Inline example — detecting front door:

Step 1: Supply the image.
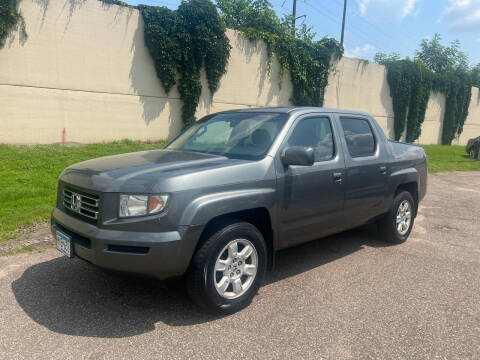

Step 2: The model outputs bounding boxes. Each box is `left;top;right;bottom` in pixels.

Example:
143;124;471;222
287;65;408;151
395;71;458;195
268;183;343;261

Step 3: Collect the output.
276;114;346;249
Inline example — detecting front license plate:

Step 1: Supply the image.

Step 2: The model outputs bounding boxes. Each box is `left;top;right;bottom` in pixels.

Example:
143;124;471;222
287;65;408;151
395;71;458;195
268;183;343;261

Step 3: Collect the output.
56;230;73;258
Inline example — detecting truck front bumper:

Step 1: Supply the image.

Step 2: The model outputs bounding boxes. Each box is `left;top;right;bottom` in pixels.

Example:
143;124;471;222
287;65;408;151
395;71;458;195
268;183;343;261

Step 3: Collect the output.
51;208;202;279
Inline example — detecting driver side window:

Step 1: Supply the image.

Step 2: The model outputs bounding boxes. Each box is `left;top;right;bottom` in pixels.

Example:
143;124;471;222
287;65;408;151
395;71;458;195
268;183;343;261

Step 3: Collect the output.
288;117;335;162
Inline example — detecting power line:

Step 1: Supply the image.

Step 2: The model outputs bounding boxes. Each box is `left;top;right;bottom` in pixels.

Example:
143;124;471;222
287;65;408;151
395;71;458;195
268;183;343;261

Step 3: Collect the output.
304;1;415;56
335;0;422;41
328;0;419;55
303;1;388;48
304;0;413;52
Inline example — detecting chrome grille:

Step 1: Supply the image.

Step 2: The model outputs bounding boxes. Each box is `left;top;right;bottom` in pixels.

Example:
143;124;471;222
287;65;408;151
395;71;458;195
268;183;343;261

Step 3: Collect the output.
63;188;99;220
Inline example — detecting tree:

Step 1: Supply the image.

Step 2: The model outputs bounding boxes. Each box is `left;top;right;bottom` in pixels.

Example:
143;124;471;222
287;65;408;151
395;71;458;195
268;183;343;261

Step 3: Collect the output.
415;33;469;73
374;51;401;66
216;0;317;40
472;63;480;88
216;0;281;34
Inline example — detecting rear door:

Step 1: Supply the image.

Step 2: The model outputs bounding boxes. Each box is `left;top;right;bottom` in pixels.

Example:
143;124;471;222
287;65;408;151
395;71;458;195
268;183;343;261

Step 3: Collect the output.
276;113;347;249
338;115;389;227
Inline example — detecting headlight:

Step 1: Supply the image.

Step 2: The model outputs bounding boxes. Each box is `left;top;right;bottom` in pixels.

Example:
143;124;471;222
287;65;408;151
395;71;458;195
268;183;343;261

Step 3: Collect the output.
119;194;168;218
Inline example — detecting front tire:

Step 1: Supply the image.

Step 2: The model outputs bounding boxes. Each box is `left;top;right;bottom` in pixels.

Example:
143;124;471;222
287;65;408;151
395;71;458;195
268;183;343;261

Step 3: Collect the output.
378;191;415;244
186;220;267;314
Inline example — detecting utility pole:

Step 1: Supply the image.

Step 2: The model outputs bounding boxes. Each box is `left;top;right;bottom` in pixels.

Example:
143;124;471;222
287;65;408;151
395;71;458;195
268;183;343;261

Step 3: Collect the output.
341;0;347;46
292;0;297;35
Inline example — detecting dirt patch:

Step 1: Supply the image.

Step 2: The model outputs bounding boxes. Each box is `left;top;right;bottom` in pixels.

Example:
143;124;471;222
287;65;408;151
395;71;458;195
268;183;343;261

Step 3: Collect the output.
0;222;53;256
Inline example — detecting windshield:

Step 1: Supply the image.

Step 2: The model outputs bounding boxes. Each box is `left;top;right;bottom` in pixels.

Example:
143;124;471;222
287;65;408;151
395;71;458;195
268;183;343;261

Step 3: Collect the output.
167;112;289;160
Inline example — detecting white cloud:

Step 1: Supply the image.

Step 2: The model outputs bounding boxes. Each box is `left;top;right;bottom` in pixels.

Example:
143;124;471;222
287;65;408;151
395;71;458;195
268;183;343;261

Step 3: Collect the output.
345;43;376;59
356;0;422;19
440;0;480;31
357;0;371;16
402;0;421;18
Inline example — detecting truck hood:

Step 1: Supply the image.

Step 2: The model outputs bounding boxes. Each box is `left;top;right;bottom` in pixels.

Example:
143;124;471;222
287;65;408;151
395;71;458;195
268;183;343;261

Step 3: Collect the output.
59;149;261;193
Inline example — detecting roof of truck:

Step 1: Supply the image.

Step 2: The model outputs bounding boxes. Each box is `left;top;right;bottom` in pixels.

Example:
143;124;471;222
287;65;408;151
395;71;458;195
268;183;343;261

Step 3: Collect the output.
221;107;371;116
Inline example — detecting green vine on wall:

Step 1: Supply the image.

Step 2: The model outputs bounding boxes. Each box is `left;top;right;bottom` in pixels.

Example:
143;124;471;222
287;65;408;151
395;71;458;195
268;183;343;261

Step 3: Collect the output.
2;0;473;143
385;60;432;142
217;0;343;107
288;36;343;106
138;0;231;128
383;59;472;145
99;0;341;126
138;0;343;126
0;0;26;48
434;71;472;145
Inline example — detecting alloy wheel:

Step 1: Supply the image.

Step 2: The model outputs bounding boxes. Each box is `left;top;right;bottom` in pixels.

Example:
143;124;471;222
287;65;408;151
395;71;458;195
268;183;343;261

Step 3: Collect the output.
213;239;258;299
396;200;412;236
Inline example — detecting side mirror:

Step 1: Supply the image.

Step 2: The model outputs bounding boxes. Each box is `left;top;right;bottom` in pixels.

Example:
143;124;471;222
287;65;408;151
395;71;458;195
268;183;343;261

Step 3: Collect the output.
281;146;315;166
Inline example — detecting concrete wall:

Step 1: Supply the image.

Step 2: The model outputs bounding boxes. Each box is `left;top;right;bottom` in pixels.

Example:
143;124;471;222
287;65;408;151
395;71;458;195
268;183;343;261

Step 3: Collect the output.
457;86;480;145
323;58;395;139
0;0;179;144
418;92;445;145
0;0;479;145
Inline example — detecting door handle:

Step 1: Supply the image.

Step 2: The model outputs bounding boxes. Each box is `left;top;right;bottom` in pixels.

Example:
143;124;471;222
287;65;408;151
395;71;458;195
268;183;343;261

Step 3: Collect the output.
333;172;343;184
380;166;387;175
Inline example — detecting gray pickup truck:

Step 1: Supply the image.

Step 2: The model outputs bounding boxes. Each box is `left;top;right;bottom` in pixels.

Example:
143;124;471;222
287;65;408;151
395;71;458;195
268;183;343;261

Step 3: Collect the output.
51;107;427;313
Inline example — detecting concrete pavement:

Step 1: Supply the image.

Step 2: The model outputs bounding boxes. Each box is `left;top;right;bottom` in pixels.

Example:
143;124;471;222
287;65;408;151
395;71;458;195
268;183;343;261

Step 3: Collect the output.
0;172;479;359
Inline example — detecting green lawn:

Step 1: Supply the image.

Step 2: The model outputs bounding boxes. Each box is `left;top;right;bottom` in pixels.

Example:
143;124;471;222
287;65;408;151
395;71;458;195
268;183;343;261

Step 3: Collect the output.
0;140;167;243
422;145;480;173
0;141;478;243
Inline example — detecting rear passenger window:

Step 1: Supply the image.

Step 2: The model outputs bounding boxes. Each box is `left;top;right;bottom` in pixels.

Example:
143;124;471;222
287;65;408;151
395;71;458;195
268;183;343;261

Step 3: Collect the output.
288;117;335;162
340;118;376;157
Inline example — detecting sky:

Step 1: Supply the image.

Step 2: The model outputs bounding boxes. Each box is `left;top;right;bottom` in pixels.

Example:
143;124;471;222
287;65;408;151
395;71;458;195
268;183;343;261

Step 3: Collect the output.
124;0;480;66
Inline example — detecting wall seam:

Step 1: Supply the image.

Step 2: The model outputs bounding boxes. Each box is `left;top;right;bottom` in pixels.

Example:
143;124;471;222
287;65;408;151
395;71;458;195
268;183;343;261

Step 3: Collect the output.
0;83;175;99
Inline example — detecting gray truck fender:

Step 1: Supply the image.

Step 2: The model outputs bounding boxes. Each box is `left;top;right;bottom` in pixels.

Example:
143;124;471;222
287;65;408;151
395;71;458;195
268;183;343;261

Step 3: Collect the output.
388;167;419;207
389;167;419;189
179;188;276;227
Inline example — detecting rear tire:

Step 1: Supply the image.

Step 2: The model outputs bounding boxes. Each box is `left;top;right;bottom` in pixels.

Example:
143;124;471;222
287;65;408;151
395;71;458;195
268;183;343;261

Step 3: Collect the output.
186;220;267;314
378;191;415;244
470;147;479;159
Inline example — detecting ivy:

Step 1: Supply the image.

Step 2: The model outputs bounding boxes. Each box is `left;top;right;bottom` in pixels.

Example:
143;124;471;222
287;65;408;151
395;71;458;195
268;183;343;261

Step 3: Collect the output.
102;0;340;125
0;0;26;48
217;0;343;107
385;60;413;141
138;0;231;128
388;60;432;143
433;71;472;145
383;58;471;144
289;36;343;106
408;67;432;143
139;6;178;94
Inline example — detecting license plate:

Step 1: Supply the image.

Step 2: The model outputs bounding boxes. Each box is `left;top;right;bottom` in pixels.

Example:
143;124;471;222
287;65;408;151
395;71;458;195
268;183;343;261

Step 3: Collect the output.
56;230;73;258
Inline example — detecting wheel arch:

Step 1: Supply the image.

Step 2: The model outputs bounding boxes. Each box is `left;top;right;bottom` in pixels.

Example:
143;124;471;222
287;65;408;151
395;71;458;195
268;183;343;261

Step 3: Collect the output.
387;167;421;217
193;208;275;271
395;181;419;217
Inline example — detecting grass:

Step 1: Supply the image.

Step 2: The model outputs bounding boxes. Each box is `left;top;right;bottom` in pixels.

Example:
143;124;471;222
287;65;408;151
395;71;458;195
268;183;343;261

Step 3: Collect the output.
0;140;167;243
2;245;36;256
0;141;477;244
422;145;480;173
